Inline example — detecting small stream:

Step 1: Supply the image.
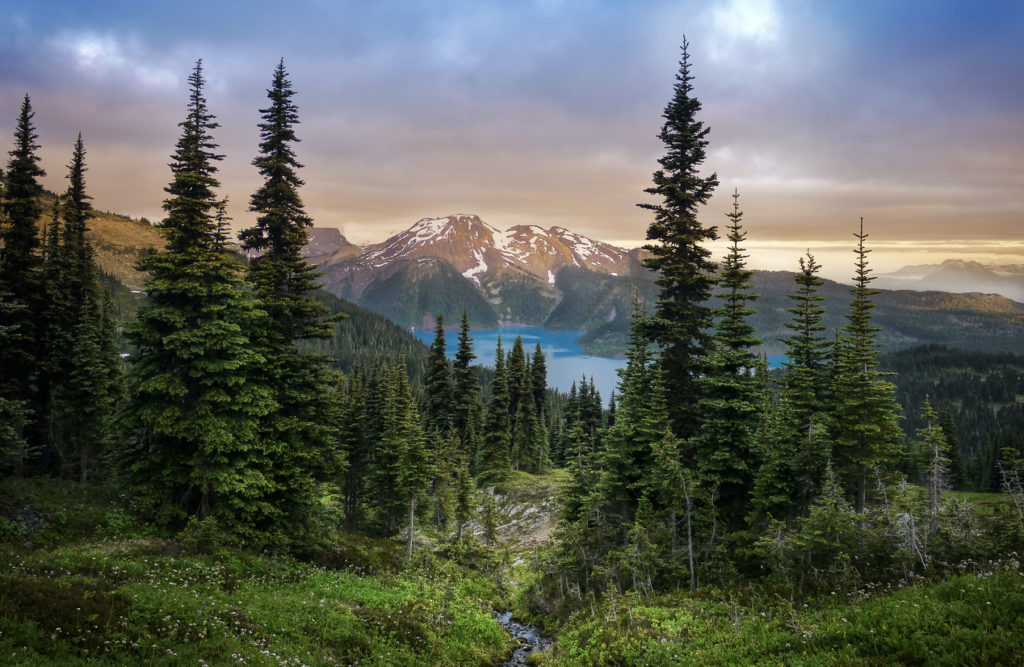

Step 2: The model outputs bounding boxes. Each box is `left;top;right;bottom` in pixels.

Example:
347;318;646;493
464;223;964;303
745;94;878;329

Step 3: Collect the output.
494;610;553;666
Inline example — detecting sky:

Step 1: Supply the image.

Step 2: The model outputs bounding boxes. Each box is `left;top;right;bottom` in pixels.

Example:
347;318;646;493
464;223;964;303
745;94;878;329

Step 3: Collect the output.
1;0;1022;281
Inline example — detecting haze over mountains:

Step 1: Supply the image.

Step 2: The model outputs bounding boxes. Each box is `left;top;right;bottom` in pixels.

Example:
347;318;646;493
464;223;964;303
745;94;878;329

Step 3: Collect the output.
876;259;1024;303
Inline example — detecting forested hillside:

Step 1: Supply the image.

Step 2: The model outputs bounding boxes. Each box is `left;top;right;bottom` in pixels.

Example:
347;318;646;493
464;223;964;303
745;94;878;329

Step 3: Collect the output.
882;344;1024;491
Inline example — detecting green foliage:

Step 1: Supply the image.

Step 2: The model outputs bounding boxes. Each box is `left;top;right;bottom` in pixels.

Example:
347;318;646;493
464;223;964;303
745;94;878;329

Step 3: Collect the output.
547;561;1024;666
477;337;512;481
639;37;718;438
115;62;280;536
880;344;1024;492
695;192;763;529
0;96;46;461
830;221;903;511
0;541;510;665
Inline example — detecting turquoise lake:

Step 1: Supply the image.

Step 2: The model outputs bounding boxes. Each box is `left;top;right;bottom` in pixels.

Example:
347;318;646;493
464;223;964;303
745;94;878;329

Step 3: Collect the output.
413;326;786;406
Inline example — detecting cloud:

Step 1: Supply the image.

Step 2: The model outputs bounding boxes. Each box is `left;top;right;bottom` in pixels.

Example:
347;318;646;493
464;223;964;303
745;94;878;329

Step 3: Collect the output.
50;31;177;90
711;0;780;46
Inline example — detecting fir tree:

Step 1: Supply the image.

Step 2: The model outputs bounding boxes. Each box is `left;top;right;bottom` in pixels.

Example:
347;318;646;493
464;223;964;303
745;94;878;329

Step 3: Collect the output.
400;414;430;561
452;311;482;458
830;220;903;512
240;59;338;527
916;396;949;527
424;313;453;433
531;342;547;417
0;297;30;464
0;96;46;456
695;191;762;529
44;135;110;479
639;38;718;439
506;335;528;435
600;298;667;528
477;337;511;481
369;359;426;538
337;368;368;531
753;252;830;521
116;61;277;534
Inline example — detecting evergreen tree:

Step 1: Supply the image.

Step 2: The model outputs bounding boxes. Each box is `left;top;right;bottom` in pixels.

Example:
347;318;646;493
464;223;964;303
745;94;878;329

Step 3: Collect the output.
240;59;339;527
65;275;119;483
337;369;368;531
116;61;277;534
695;191;762;529
477;337;511;481
44;135;113;480
753;252;830;521
453;448;474;541
424;313;453;432
938;408;965;491
0;96;46;456
830;220;903;512
600;298;667;528
0;297;30;464
916;396;949;526
639;38;719;439
507;335;528;434
369;360;424;535
452;311;482;458
400;413;430;561
531;342;547;417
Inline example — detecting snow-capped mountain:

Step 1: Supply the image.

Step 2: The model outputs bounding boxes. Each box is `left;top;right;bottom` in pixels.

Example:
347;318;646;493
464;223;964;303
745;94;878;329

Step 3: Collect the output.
319;213;641;292
313;213;650;329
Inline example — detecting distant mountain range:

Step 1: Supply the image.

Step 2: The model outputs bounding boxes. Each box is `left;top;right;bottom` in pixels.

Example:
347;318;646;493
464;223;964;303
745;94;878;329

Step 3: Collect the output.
306;214;1024;357
876;259;1024;303
67;203;1023;359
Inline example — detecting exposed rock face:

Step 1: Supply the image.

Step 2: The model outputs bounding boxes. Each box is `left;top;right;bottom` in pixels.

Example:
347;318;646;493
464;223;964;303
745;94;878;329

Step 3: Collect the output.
303;227;359;262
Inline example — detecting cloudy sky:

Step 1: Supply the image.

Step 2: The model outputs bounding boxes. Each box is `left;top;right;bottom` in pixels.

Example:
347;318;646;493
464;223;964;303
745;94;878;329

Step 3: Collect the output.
2;0;1022;280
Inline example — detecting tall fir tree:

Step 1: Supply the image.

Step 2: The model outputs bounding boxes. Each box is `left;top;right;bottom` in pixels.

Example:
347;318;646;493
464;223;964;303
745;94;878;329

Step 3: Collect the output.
531;342;547;417
239;59;339;526
477;336;511;481
369;360;426;537
753;252;831;521
424;313;454;433
830;220;903;512
694;191;762;529
48;135;119;482
452;310;483;458
640;38;719;439
0;96;46;458
116;61;277;534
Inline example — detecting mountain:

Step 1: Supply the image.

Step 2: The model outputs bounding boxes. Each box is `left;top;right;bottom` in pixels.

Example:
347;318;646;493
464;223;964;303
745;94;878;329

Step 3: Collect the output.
311;214;1024;358
318;214;646;328
303;227;360;263
876;259;1024;303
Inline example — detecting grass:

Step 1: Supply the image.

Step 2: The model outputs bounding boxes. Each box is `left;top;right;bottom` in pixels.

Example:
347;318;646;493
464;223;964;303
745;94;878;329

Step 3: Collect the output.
0;481;512;666
543;556;1024;665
